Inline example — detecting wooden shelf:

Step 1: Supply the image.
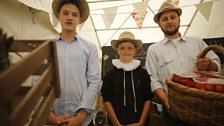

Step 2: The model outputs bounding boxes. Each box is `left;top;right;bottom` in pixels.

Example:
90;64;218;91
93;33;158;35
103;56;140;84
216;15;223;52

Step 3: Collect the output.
0;40;61;126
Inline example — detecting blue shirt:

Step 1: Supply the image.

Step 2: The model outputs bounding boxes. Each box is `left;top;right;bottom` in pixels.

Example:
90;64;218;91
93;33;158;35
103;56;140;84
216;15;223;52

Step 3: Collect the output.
145;36;221;93
53;34;101;125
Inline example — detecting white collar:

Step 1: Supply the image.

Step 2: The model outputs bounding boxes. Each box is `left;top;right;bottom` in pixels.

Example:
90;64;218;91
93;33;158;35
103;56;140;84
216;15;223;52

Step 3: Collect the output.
112;59;141;71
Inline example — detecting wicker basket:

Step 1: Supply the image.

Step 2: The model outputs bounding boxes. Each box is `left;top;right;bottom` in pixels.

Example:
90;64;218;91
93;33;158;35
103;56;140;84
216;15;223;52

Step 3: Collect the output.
165;44;224;126
166;77;224;126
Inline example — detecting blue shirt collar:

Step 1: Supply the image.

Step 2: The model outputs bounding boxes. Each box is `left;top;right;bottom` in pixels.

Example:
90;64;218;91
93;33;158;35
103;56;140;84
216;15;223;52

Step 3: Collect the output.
56;34;78;42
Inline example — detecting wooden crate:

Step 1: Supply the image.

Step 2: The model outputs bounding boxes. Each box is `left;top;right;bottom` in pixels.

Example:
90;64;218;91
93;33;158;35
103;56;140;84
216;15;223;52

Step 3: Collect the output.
0;40;61;126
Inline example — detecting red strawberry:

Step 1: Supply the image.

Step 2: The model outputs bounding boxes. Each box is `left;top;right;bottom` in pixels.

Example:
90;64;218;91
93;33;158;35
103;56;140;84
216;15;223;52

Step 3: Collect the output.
195;82;206;90
205;84;215;91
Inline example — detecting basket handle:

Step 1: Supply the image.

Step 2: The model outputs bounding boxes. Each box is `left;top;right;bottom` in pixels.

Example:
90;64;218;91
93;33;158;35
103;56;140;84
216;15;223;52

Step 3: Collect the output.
200;45;224;58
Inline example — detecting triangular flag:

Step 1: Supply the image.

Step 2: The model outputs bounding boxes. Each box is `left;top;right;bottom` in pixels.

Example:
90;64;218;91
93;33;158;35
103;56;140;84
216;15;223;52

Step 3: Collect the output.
196;1;213;21
102;14;116;29
103;6;118;15
131;11;147;29
102;7;118;29
132;1;148;12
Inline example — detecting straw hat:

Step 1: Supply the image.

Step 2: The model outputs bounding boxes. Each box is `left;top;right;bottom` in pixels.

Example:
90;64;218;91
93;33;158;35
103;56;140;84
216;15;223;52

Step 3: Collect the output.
52;0;90;23
154;1;182;23
111;31;142;50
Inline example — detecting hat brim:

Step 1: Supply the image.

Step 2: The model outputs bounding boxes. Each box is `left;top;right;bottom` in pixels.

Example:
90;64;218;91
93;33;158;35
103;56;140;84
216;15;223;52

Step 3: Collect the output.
52;0;90;23
154;8;182;23
111;38;142;50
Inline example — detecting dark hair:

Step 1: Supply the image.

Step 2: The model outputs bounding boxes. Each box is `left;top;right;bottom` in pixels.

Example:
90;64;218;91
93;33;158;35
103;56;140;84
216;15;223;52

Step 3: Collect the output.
56;0;82;16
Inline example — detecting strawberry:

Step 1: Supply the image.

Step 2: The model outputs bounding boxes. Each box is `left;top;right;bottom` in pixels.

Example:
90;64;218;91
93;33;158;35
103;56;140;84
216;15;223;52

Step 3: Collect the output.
195;82;206;90
205;84;215;91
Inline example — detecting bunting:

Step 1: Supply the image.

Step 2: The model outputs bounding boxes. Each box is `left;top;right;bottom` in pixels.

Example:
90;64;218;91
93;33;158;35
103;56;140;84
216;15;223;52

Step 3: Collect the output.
196;1;213;21
131;11;147;29
102;7;118;29
131;1;148;29
132;0;148;12
19;0;216;32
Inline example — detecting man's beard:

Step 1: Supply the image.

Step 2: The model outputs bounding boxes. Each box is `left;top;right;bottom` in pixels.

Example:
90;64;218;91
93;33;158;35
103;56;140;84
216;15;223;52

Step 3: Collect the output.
161;25;179;36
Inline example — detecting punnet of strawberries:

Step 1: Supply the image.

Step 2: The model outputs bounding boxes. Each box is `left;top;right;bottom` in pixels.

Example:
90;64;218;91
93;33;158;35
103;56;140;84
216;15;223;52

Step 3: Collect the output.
172;73;224;93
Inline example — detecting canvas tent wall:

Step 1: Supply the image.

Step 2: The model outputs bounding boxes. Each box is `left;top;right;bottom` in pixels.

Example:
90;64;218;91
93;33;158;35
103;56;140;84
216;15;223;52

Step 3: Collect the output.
0;0;101;58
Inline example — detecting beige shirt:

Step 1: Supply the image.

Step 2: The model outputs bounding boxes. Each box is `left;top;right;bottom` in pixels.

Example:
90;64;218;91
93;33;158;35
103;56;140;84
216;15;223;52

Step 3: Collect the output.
145;36;221;93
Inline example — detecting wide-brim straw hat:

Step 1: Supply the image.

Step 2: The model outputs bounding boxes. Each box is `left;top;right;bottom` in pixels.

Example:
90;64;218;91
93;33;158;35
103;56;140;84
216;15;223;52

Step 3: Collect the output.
52;0;90;23
154;1;182;23
111;31;142;50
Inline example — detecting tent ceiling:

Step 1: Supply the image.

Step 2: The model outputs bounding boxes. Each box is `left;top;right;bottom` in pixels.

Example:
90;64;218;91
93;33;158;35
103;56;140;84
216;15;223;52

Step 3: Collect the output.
87;0;201;46
14;0;218;48
2;0;223;59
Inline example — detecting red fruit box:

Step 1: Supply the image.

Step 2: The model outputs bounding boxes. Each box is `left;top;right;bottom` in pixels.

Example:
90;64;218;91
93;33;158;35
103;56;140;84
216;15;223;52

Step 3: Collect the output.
166;76;224;126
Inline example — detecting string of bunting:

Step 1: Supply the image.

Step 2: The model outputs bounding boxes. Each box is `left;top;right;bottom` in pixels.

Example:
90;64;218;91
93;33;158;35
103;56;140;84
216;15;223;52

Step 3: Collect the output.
92;0;216;30
100;0;217;46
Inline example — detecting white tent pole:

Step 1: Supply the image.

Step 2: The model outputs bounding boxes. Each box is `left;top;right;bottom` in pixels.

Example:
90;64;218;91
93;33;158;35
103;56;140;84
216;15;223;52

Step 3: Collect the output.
89;14;102;48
